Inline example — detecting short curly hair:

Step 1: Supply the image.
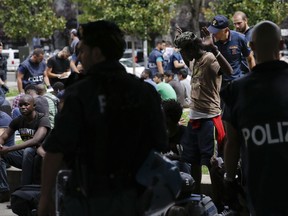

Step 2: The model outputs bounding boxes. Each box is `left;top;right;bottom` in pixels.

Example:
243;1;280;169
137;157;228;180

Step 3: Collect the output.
174;31;204;52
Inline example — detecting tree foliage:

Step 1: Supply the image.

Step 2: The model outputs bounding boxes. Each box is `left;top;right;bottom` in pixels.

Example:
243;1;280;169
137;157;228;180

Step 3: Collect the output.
0;0;66;41
73;0;178;39
204;0;288;27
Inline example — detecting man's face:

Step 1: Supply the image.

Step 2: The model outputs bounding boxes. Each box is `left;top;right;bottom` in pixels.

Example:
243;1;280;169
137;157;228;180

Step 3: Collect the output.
212;28;228;41
180;48;194;62
34;54;44;64
0;46;2;54
153;76;160;84
19;97;34;116
60;51;70;59
233;15;247;33
77;41;93;72
164;75;172;83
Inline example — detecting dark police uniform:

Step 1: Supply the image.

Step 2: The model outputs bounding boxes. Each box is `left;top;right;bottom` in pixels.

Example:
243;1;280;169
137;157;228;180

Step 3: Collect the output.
18;58;46;89
221;60;288;215
215;30;251;83
148;48;164;77
0;53;7;81
43;60;168;215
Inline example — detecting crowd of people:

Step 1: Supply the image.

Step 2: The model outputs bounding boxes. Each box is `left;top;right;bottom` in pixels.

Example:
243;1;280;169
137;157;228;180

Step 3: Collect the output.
0;11;287;216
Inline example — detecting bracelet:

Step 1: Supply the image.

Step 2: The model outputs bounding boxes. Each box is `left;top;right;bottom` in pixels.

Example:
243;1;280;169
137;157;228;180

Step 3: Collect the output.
215;51;221;58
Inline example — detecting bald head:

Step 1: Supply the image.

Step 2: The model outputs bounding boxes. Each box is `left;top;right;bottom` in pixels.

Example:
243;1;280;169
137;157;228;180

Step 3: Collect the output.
251;21;283;63
20;94;34;104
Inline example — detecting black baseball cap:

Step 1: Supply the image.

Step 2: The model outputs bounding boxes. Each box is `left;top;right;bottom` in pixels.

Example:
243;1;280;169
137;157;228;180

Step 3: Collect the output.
208;15;229;34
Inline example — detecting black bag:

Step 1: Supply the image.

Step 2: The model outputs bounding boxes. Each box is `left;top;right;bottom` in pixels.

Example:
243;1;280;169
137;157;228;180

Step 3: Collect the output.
165;194;218;216
10;185;41;216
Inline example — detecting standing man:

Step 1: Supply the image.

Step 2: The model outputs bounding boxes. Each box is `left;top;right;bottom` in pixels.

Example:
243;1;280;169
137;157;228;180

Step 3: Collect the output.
70;29;79;54
0;42;7;84
38;20;168;216
174;30;232;199
45;46;71;87
221;21;288;216
207;15;255;87
233;11;253;42
17;48;51;93
148;40;165;76
233;11;254;74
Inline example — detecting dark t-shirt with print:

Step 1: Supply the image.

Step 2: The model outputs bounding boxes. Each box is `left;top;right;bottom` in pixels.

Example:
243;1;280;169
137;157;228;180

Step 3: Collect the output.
10;112;51;142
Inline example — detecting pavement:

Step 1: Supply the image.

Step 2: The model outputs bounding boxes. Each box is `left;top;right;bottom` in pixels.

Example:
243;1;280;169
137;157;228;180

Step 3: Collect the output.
6;81;17;89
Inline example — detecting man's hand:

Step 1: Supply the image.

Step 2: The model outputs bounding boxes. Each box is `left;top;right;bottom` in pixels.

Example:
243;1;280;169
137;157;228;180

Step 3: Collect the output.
223;177;243;211
201;27;215;49
0;145;9;155
37;146;46;158
175;24;183;40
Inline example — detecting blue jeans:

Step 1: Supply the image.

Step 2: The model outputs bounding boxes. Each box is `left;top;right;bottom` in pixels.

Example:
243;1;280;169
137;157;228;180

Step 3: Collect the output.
0;147;36;192
181;119;218;167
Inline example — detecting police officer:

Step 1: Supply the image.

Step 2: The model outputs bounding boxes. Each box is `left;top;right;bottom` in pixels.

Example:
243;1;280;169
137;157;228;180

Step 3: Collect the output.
222;21;288;216
148;39;165;77
38;20;168;216
0;43;7;84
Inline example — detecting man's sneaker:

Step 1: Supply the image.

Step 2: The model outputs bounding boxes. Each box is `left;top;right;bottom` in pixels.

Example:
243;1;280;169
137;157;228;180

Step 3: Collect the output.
0;191;10;203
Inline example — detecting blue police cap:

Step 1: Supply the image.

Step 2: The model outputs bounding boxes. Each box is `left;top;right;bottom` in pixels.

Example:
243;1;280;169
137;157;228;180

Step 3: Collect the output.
208;15;229;34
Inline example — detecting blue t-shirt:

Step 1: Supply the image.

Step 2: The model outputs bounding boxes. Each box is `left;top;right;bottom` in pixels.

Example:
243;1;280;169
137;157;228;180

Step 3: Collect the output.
169;51;185;74
215;30;251;81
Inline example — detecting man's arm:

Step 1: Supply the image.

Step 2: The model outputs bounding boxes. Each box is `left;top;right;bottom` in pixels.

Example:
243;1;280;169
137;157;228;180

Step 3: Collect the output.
173;60;186;69
70;60;80;73
38;152;63;216
156;60;164;74
201;27;233;75
0;127;14;146
46;66;61;79
224;122;241;179
16;72;25;93
246;52;256;70
43;70;51;87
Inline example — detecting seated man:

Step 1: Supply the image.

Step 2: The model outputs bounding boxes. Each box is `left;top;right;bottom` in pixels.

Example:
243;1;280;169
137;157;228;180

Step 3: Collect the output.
0;94;51;202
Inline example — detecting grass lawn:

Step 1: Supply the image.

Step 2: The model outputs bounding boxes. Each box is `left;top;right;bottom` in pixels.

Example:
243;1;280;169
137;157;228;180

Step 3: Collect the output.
6;87;19;97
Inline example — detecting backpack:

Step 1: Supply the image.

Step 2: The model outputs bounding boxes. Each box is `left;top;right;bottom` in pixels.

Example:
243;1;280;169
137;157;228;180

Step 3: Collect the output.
10;185;41;216
165;194;218;216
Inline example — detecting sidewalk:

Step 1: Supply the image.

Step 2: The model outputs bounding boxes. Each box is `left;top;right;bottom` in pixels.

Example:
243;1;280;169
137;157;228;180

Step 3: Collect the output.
6;81;17;89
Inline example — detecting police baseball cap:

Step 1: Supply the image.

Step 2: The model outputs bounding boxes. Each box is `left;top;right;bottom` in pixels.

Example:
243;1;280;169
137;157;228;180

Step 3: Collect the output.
208;15;229;34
